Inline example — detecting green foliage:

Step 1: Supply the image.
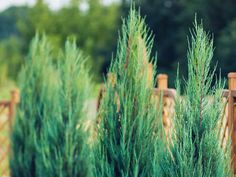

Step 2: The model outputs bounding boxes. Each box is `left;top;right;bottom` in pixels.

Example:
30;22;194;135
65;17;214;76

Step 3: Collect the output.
0;36;23;83
0;0;119;83
0;6;27;39
0;6;28;83
93;8;161;177
217;20;236;77
1;0;236;86
17;0;120;82
159;21;232;177
10;35;92;177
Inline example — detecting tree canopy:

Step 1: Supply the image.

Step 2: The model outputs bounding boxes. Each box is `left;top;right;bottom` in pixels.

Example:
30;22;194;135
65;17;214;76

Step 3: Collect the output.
0;0;236;86
122;0;236;86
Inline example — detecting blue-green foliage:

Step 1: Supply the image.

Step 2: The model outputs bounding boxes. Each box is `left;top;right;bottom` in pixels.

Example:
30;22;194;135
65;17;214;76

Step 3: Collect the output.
10;35;91;177
159;21;232;177
93;8;162;177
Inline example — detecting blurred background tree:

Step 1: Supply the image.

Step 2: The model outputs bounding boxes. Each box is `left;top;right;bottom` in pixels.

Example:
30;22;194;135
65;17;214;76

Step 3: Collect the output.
122;0;236;86
0;0;120;84
0;0;236;87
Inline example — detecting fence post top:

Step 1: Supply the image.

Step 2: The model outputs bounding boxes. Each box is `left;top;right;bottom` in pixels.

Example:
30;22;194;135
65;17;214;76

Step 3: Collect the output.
228;72;236;79
157;74;168;89
11;89;20;104
157;74;168;79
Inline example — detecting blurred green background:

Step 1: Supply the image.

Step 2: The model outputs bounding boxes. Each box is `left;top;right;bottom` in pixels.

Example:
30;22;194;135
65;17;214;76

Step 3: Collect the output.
0;0;236;89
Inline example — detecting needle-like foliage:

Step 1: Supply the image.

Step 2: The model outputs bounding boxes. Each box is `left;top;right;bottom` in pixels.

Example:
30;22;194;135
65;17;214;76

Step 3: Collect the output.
93;8;161;177
159;21;233;177
10;35;92;177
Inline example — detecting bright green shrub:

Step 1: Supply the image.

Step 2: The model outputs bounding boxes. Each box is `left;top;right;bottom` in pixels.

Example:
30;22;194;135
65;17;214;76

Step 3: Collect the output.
10;35;91;177
159;21;233;177
93;8;161;177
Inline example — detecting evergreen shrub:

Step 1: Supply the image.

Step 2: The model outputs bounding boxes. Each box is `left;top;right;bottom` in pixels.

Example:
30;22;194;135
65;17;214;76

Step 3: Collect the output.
159;21;233;177
93;8;162;177
10;35;92;177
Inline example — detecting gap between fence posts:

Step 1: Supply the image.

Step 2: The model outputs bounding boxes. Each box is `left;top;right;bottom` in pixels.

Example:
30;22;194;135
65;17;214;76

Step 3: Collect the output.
228;72;236;173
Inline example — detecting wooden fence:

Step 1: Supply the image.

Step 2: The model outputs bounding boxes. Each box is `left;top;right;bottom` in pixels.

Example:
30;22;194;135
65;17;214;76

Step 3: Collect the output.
154;72;236;173
228;73;236;171
0;90;19;177
1;72;236;175
97;72;236;173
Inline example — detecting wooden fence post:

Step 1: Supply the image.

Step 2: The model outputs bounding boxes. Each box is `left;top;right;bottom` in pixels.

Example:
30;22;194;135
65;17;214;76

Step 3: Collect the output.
228;72;236;173
156;74;170;138
157;74;168;90
9;89;20;128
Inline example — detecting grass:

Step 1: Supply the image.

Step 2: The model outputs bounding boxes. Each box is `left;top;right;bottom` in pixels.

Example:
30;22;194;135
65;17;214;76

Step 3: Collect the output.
0;80;16;100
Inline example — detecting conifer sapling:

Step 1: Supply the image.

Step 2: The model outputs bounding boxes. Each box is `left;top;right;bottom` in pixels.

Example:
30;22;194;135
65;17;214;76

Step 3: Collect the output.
159;21;232;177
93;8;161;177
10;36;92;177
